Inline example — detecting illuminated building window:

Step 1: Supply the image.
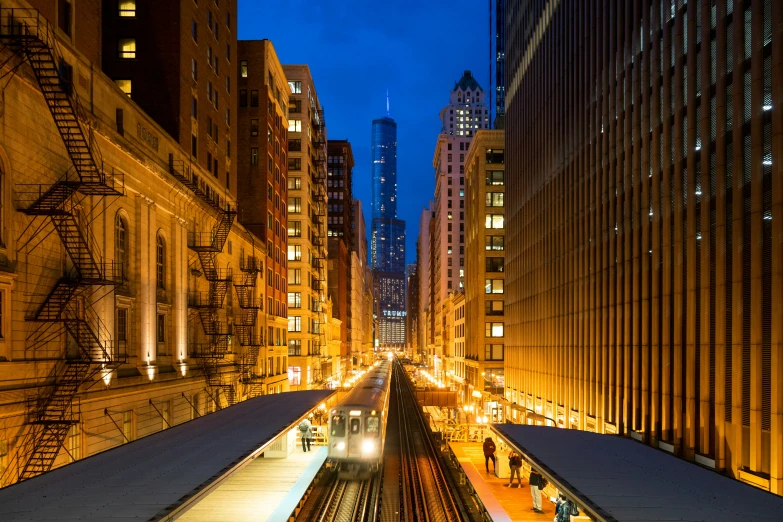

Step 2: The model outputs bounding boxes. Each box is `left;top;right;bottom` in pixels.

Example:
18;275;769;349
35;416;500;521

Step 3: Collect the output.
116;79;132;97
485;279;504;294
118;0;136;18
118;38;136;59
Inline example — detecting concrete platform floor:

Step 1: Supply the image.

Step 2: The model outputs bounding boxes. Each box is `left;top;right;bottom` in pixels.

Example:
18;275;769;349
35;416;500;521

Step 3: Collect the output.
450;442;556;522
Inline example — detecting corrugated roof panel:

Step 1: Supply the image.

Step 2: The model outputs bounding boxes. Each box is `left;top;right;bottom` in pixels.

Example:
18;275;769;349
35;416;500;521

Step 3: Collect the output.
493;425;783;522
0;390;333;521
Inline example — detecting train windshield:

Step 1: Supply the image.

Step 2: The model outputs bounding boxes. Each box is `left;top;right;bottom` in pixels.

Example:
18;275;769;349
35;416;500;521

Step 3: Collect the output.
350;418;361;435
331;415;345;437
366;416;379;437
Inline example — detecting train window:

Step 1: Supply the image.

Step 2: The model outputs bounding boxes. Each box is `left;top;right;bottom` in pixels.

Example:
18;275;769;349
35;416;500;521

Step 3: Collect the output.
350;418;361;435
366;416;379;437
331;415;345;437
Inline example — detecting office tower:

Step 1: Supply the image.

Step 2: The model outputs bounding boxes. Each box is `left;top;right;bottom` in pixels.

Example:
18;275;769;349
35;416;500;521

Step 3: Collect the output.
429;71;489;366
235;39;290;393
371;104;406;349
504;1;783;493
417;203;434;363
350;199;373;366
490;0;506;127
464;129;505;412
283;65;330;388
102;0;237;195
327;140;355;373
405;263;419;357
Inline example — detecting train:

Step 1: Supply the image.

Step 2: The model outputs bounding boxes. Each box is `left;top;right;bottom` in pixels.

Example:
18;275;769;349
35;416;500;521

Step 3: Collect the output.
327;358;392;477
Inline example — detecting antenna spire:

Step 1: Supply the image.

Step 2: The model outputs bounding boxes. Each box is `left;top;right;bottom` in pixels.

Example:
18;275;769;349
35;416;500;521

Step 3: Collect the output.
386;87;390;117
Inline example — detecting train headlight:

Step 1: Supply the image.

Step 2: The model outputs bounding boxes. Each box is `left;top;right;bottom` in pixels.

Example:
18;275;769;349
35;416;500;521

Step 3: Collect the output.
362;440;376;453
336;442;346;451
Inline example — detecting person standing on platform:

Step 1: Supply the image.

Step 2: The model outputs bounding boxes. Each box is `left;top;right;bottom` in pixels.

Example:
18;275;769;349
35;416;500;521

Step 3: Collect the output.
507;451;523;487
529;468;545;513
298;418;313;452
482;436;497;473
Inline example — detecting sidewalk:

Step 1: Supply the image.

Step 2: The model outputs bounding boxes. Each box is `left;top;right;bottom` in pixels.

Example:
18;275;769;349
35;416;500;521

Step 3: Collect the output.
450;442;555;522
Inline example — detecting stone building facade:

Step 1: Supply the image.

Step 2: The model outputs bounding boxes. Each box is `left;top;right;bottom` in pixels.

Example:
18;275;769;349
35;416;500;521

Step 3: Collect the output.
0;0;283;487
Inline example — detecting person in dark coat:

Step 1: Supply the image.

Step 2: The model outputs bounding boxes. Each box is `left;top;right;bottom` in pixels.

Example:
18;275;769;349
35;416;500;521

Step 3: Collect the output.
482;437;496;473
529;468;544;513
507;451;522;486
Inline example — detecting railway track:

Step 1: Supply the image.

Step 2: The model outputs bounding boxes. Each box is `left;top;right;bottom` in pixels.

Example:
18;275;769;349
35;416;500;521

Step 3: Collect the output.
393;363;461;522
296;471;380;522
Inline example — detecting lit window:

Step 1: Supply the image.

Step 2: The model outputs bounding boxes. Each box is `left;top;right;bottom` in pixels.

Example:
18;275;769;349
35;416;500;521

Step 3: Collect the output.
240;60;248;78
288;81;302;94
485;279;504;294
288;120;302;132
288;245;302;261
485;214;504;229
115;79;131;97
118;38;136;59
119;0;136;17
485;322;504;337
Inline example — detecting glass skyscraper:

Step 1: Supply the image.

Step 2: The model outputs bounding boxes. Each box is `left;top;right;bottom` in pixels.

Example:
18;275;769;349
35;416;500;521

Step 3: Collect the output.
371;114;406;348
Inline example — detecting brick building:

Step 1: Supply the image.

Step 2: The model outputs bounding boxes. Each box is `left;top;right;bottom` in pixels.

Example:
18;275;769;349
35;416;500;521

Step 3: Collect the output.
282;65;332;388
101;0;237;195
236;39;290;361
326;140;353;373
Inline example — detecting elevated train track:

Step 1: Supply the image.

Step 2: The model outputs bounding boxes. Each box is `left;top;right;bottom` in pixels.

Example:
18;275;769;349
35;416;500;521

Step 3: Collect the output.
296;359;471;522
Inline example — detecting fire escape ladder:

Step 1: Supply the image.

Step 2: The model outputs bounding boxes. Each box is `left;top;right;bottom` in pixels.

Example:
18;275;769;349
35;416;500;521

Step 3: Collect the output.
310;108;328;384
187;206;238;407
0;8;125;481
232;255;263;384
17;359;89;481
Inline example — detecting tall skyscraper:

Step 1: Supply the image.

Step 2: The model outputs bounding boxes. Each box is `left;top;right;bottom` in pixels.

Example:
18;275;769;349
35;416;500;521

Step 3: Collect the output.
504;0;783;493
371;98;406;349
491;0;506;126
426;71;488;366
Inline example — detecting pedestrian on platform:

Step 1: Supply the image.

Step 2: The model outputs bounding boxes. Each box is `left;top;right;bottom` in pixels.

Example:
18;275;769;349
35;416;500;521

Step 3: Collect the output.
298;418;313;452
482;436;497;473
507;451;523;487
555;494;578;522
529;468;546;513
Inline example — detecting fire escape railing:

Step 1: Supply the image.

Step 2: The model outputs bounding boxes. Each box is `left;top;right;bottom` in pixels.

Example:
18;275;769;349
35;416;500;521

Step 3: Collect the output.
0;7;124;483
311;108;328;385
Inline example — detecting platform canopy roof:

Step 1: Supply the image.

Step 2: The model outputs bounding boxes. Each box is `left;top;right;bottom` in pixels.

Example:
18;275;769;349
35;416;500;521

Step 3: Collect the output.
0;390;333;521
493;424;783;522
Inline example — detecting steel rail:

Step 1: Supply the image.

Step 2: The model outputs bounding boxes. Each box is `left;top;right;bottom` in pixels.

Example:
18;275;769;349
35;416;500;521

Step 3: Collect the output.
394;362;461;522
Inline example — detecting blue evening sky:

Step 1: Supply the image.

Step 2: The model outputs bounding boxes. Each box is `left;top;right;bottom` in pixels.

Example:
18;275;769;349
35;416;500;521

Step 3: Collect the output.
238;0;489;262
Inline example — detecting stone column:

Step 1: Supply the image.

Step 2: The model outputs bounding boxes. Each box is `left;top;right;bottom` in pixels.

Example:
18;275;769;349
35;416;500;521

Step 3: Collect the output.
173;216;188;362
139;197;155;364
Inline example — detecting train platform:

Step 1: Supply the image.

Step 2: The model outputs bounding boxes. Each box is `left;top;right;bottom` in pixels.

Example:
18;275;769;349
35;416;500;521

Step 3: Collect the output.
178;445;327;522
0;390;334;521
449;442;556;522
491;424;783;522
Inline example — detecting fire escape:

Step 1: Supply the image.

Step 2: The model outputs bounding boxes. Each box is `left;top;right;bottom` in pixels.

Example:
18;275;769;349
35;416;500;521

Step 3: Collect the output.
0;9;124;481
233;253;264;397
311;108;329;385
170;157;237;409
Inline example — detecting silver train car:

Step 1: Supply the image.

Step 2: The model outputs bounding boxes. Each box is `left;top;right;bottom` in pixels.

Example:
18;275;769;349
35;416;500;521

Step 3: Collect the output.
327;359;392;475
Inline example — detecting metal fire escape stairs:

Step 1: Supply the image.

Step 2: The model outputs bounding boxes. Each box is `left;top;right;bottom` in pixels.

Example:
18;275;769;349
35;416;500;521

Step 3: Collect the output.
0;8;124;482
232;254;263;397
311;108;329;386
182;183;237;409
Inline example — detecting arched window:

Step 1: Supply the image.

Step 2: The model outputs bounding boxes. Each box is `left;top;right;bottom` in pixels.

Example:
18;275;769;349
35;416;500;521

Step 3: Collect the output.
156;234;165;289
115;214;127;276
